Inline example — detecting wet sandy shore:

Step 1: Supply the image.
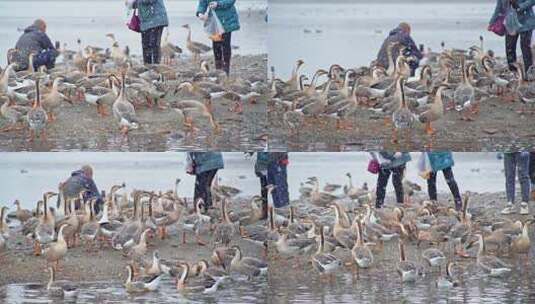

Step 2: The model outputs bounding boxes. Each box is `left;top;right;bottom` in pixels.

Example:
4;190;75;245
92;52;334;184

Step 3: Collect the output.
0;54;267;152
269;96;535;151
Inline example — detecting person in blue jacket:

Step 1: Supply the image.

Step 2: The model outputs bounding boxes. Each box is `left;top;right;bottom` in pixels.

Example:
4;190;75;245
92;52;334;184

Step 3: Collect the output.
187;152;224;212
373;152;411;208
267;152;289;208
426;152;462;210
197;0;240;75
60;165;104;214
132;0;169;64
10;19;58;71
376;23;422;76
489;0;535;73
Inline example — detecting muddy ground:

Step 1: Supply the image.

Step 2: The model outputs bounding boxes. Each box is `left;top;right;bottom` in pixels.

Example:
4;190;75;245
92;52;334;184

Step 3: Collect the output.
0;54;267;152
2;191;533;287
269;95;535;151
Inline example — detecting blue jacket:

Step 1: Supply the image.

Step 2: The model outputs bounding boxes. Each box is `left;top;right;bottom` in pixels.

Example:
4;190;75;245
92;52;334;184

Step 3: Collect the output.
427;152;454;172
136;0;169;32
255;152;270;174
63;170;102;204
197;0;240;33
490;0;535;32
190;152;224;174
379;152;411;170
376;26;423;69
14;25;58;71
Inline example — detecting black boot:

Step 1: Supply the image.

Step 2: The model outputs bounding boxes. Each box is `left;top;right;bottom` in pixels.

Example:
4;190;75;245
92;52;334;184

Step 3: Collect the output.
223;61;230;76
261;201;268;220
215;59;223;70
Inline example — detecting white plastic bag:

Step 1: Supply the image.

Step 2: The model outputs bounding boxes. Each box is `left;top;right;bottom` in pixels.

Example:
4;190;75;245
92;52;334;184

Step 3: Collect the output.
204;8;225;41
417;152;432;180
505;6;523;35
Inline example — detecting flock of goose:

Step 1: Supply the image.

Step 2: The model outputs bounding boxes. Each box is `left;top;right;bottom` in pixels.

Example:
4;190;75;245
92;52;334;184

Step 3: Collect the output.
270;36;535;145
1;172;533;299
0;27;266;142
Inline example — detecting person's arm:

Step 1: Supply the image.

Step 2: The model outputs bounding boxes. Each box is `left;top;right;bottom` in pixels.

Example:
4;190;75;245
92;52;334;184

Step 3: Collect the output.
489;0;503;25
404;35;423;60
197;0;209;16
215;0;236;9
39;33;56;51
84;178;101;200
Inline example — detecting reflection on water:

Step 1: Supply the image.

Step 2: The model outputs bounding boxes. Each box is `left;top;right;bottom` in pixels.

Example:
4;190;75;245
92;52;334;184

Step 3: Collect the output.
0;277;268;304
269;1;499;79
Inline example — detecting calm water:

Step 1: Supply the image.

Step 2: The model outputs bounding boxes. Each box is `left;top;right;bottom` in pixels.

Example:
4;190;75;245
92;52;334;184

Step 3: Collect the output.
269;0;502;78
0;0;267;65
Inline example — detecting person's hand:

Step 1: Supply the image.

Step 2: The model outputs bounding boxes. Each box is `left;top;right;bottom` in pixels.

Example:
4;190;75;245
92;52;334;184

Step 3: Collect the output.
487;24;492;31
209;1;218;9
394;152;402;158
198;13;208;21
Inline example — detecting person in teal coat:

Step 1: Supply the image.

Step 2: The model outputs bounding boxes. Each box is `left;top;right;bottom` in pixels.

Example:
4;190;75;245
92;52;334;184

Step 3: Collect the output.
131;0;169;64
196;0;240;75
426;152;462;210
489;0;535;73
187;152;224;212
372;152;411;208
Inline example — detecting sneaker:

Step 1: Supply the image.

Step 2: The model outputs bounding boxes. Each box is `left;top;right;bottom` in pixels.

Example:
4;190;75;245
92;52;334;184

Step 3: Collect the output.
501;202;516;215
520;202;529;215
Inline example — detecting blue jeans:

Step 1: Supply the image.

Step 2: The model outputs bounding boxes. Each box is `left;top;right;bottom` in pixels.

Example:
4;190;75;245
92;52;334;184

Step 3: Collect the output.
504;152;531;203
267;163;289;208
33;49;57;70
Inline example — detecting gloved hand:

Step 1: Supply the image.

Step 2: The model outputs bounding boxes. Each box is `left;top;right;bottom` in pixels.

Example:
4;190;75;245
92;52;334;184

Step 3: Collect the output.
394;152;402;158
198;13;208;21
209;1;218;9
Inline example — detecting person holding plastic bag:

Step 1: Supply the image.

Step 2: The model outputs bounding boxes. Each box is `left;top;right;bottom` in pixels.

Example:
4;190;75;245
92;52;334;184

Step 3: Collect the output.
196;0;240;75
424;152;463;211
489;0;535;73
371;152;411;209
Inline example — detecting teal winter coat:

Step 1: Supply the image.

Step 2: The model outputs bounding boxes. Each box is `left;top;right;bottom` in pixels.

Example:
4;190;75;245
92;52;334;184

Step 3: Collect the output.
190;152;224;174
378;152;411;170
255;152;270;175
427;152;454;172
490;0;535;33
197;0;240;33
137;0;169;32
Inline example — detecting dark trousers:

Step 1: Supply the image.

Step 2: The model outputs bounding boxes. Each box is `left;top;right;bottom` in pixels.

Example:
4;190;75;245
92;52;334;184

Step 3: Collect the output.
267;163;289;208
375;165;405;208
529;152;535;187
506;30;533;73
141;26;164;64
427;167;462;209
258;172;268;205
212;32;232;75
194;169;218;209
33;49;57;71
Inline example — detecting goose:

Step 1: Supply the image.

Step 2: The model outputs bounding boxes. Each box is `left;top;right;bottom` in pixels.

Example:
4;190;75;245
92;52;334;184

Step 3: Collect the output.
139;250;174;277
195;259;229;282
176;262;220;293
34;192;58;255
152;197;182;239
176;98;220;133
286;59;305;91
13;200;32;223
0;206;9;238
181;198;211;245
511;220;532;255
83;75;118;117
111;192;144;250
454;59;476;120
513;62;535;114
54;197;80;248
332;204;357;249
112;71;139;134
391;77;415;144
105;33;128;64
0;63;16;95
230;245;268;279
474;233;511;277
27;78;48;142
274;232;315;257
182;24;211;61
213;198;236;247
351;217;374;269
0;95;29;132
42;223;69;271
396;239;418;282
417;83;450;136
124;264;161;293
422;247;446;272
436;262;459;288
80;198;100;250
42;77;71;121
312;224;342;277
161;29;182;65
46;266;79;298
300;80;332;119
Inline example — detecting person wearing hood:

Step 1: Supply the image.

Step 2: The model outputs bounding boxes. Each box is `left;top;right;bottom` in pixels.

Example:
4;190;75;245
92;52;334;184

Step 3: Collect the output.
9;19;58;71
59;165;104;214
376;22;422;76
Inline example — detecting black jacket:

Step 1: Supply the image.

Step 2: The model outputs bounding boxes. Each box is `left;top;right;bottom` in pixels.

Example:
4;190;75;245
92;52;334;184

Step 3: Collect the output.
13;25;57;70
